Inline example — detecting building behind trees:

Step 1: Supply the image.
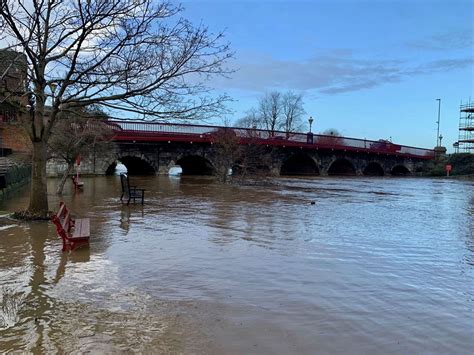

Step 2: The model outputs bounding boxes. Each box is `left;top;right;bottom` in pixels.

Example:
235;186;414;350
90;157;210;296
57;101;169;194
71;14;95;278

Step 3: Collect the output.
0;49;30;155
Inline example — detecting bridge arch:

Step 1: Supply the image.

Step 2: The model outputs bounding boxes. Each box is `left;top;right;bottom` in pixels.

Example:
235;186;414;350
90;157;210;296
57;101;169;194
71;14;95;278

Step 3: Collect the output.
327;158;356;176
391;165;411;176
105;155;156;175
280;154;320;176
176;155;214;175
363;162;385;176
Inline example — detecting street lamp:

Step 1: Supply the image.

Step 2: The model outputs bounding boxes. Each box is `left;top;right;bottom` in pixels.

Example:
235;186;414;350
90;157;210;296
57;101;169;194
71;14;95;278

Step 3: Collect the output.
49;82;58;94
49;82;58;106
308;116;314;133
439;134;443;146
26;92;35;125
436;98;441;147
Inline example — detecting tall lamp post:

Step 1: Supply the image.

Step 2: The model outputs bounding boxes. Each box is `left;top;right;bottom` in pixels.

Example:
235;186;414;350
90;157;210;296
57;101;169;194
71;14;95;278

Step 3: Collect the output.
308;116;314;133
436;98;441;147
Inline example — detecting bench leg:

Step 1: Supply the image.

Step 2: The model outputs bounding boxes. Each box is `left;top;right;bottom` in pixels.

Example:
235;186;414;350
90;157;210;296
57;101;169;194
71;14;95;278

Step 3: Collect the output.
61;239;69;252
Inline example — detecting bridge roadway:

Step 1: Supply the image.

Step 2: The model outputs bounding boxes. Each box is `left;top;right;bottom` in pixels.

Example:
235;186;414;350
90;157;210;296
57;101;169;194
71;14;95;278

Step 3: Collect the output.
69;120;435;177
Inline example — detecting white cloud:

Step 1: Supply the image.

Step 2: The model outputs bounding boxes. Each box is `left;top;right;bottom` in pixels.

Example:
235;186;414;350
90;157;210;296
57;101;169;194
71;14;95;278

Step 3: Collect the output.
211;49;473;95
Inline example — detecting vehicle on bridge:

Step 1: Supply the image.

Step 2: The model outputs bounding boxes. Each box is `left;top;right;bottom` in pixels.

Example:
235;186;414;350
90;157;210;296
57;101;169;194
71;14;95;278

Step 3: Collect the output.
370;139;402;153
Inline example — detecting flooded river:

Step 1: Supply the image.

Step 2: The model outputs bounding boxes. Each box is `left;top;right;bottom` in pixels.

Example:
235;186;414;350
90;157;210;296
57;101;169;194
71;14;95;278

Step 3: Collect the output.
0;176;473;354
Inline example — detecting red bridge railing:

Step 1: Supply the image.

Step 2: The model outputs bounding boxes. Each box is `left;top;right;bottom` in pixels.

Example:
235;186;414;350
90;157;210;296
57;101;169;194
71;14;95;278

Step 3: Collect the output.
107;120;435;160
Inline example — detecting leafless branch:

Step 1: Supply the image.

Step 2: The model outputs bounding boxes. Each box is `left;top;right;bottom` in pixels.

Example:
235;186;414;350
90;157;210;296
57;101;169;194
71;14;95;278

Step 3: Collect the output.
0;0;233;141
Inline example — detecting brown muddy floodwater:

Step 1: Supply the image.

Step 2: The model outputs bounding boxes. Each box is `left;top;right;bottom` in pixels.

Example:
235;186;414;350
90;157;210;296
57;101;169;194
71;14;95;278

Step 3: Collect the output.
0;176;473;354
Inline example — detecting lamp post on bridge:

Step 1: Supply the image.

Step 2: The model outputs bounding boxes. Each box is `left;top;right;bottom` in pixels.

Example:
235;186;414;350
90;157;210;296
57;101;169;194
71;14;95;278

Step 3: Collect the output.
307;116;314;144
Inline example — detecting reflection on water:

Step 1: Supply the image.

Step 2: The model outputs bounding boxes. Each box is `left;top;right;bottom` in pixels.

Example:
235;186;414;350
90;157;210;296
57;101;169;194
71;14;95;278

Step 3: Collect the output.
0;176;473;354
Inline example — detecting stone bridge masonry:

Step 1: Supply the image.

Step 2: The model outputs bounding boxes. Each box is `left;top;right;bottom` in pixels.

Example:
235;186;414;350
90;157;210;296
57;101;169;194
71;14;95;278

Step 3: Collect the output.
47;141;424;177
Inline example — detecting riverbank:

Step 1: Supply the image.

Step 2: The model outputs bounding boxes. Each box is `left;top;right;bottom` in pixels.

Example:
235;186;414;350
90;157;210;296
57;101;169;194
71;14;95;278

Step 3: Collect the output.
419;153;474;177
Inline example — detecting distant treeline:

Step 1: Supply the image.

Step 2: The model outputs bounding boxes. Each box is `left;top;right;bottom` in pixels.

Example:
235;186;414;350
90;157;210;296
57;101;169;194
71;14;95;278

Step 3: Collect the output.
419;153;474;177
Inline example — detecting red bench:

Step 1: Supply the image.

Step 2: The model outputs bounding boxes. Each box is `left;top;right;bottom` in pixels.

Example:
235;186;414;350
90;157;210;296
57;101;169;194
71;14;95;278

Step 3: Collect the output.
51;202;90;252
71;175;84;189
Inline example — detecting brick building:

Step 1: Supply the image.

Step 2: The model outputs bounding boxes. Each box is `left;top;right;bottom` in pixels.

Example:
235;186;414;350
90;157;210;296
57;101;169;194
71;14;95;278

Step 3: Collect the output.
0;49;30;154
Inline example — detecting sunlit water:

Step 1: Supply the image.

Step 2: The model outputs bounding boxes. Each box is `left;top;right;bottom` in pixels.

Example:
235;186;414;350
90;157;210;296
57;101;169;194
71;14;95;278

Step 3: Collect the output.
0;176;473;354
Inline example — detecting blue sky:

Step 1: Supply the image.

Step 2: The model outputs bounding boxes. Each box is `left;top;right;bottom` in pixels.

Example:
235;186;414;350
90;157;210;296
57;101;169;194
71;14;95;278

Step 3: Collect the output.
181;0;473;150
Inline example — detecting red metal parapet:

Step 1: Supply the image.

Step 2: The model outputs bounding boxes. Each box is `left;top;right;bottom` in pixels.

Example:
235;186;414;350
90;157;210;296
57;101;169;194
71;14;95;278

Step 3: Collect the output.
107;120;435;160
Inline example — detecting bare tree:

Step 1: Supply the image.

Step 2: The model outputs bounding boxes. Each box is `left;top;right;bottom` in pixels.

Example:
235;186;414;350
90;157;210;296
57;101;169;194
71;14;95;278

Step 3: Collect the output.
48;110;114;194
212;122;272;183
235;134;272;182
239;91;305;137
0;0;232;217
212;127;241;183
317;128;343;146
259;91;282;136
281;91;305;134
320;129;342;136
234;108;261;129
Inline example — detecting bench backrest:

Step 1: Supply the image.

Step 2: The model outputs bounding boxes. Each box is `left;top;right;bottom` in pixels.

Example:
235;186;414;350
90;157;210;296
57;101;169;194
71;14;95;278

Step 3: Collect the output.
120;173;131;195
51;202;72;237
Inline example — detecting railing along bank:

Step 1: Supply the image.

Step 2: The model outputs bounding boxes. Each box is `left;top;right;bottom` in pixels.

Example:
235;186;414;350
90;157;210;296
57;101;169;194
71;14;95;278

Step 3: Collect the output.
107;120;435;159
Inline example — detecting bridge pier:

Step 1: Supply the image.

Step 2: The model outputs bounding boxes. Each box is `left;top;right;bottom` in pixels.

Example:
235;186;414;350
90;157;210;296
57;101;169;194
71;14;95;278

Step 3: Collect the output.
157;152;176;175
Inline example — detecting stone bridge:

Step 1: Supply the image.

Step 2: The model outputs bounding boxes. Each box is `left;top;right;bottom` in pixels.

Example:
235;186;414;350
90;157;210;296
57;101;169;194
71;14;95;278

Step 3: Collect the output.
48;141;423;177
47;121;433;177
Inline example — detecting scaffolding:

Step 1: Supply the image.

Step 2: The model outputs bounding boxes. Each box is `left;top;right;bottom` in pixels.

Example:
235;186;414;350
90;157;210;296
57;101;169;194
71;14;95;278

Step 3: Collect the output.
458;99;474;152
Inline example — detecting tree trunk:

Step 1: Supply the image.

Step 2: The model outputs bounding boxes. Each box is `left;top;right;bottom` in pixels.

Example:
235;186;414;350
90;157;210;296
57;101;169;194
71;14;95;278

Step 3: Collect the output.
27;141;49;217
56;162;74;195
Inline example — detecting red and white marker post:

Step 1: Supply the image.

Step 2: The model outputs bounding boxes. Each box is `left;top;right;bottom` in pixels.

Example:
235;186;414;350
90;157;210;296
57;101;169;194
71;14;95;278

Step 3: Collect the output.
445;164;452;177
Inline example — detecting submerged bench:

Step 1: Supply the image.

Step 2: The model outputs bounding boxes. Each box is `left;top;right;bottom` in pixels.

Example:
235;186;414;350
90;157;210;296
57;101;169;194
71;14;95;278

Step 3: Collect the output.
51;202;90;252
120;173;145;205
71;175;84;189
